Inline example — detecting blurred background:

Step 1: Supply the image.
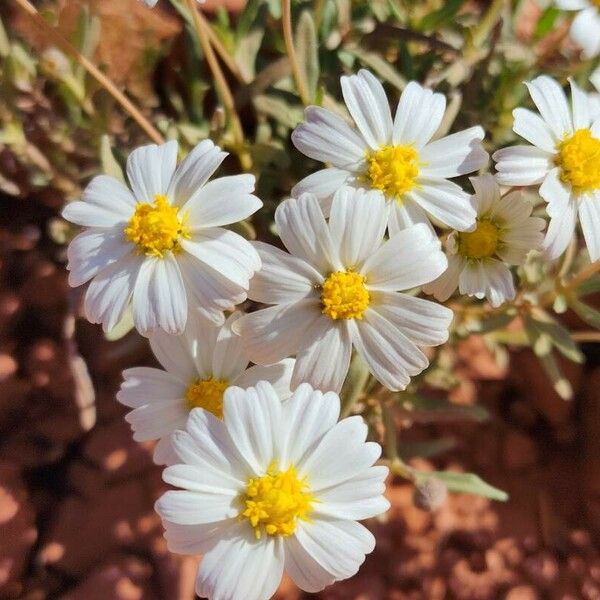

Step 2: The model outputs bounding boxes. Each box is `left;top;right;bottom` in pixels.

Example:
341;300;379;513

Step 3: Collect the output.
1;0;600;598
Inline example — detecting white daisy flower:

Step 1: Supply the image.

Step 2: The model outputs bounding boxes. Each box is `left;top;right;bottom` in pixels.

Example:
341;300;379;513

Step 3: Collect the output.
291;69;488;234
555;0;600;58
155;380;390;600
493;76;600;261
423;175;545;308
63;140;262;336
117;312;294;465
233;187;453;393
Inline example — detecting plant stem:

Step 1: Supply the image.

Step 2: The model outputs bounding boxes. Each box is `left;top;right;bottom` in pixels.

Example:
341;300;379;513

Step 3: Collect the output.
12;0;164;145
281;0;311;106
571;331;600;343
183;0;251;170
565;259;600;292
202;14;246;83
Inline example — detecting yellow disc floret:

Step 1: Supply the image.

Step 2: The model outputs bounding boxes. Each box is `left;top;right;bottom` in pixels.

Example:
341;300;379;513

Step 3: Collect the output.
366;144;420;200
458;220;500;259
124;194;190;257
555;129;600;194
240;463;314;539
185;377;229;419
321;271;370;320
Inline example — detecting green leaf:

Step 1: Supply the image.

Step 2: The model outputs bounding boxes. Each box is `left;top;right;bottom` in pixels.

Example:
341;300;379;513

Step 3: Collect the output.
253;95;304;129
99;135;125;183
398;394;490;423
571;299;600;329
295;11;319;103
415;470;508;502
467;312;514;334
419;0;465;31
104;307;135;341
577;275;600;298
345;46;406;90
398;437;456;460
534;7;559;39
524;314;583;363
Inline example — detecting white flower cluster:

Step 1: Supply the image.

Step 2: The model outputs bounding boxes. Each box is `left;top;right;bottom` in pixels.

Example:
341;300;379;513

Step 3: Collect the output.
62;69;600;599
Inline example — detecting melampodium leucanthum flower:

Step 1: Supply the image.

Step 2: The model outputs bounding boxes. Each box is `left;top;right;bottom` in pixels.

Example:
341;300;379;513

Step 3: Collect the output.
155;381;390;600
117;312;295;465
62;140;262;336
291;69;488;234
423;175;545;308
493;76;600;262
233;187;453;393
555;0;600;59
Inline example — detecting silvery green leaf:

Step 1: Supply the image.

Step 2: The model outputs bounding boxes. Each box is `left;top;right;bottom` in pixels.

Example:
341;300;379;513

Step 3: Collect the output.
397;394;489;423
295;11;319;103
415;470;508;502
100;135;125;183
571;299;600;330
104;307;135;341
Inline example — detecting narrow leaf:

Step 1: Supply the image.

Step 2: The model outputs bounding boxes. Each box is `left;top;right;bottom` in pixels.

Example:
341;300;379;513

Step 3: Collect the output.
415;470;509;502
294;11;319;103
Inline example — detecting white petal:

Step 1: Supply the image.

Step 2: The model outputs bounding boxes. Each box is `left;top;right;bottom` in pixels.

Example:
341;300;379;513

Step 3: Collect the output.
387;199;431;236
579;193;600;261
248;241;321;305
539;168;572;216
349;309;428;391
163;464;240;496
153;435;178;466
84;253;143;332
298;415;380;489
294;519;375;581
118;367;186;408
162;519;236;555
328;187;386;269
179;410;247;483
340;69;393;149
184;174;262;229
211;312;249;380
149;325;200;381
66;227;131;287
292;321;352;393
223;381;283;474
284;534;336;593
570;79;593;130
525;76;572;138
314;465;390;520
420;126;488;178
361;223;447;291
63;176;134;227
291;168;351;200
556;0;589;8
488;189;532;224
393;81;446;148
167;139;227;206
278;383;340;467
497;219;545;264
493;145;554;186
178;253;245;322
570;8;600;59
155;489;238;525
458;259;515;307
422;253;464;302
125;400;188;441
291;106;367;169
132;254;188;336
275;194;340;273
181;228;260;289
233;359;295;399
512;108;558;153
372;291;453;346
233;299;323;365
196;527;284;600
470;173;501;215
409;178;477;231
126;140;178;202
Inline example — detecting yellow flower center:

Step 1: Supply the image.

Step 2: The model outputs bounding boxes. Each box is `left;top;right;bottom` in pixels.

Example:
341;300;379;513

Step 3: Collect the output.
321;271;370;320
555;129;600;194
124;195;190;257
458;220;500;259
366;144;420;200
184;377;229;419
240;463;314;539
